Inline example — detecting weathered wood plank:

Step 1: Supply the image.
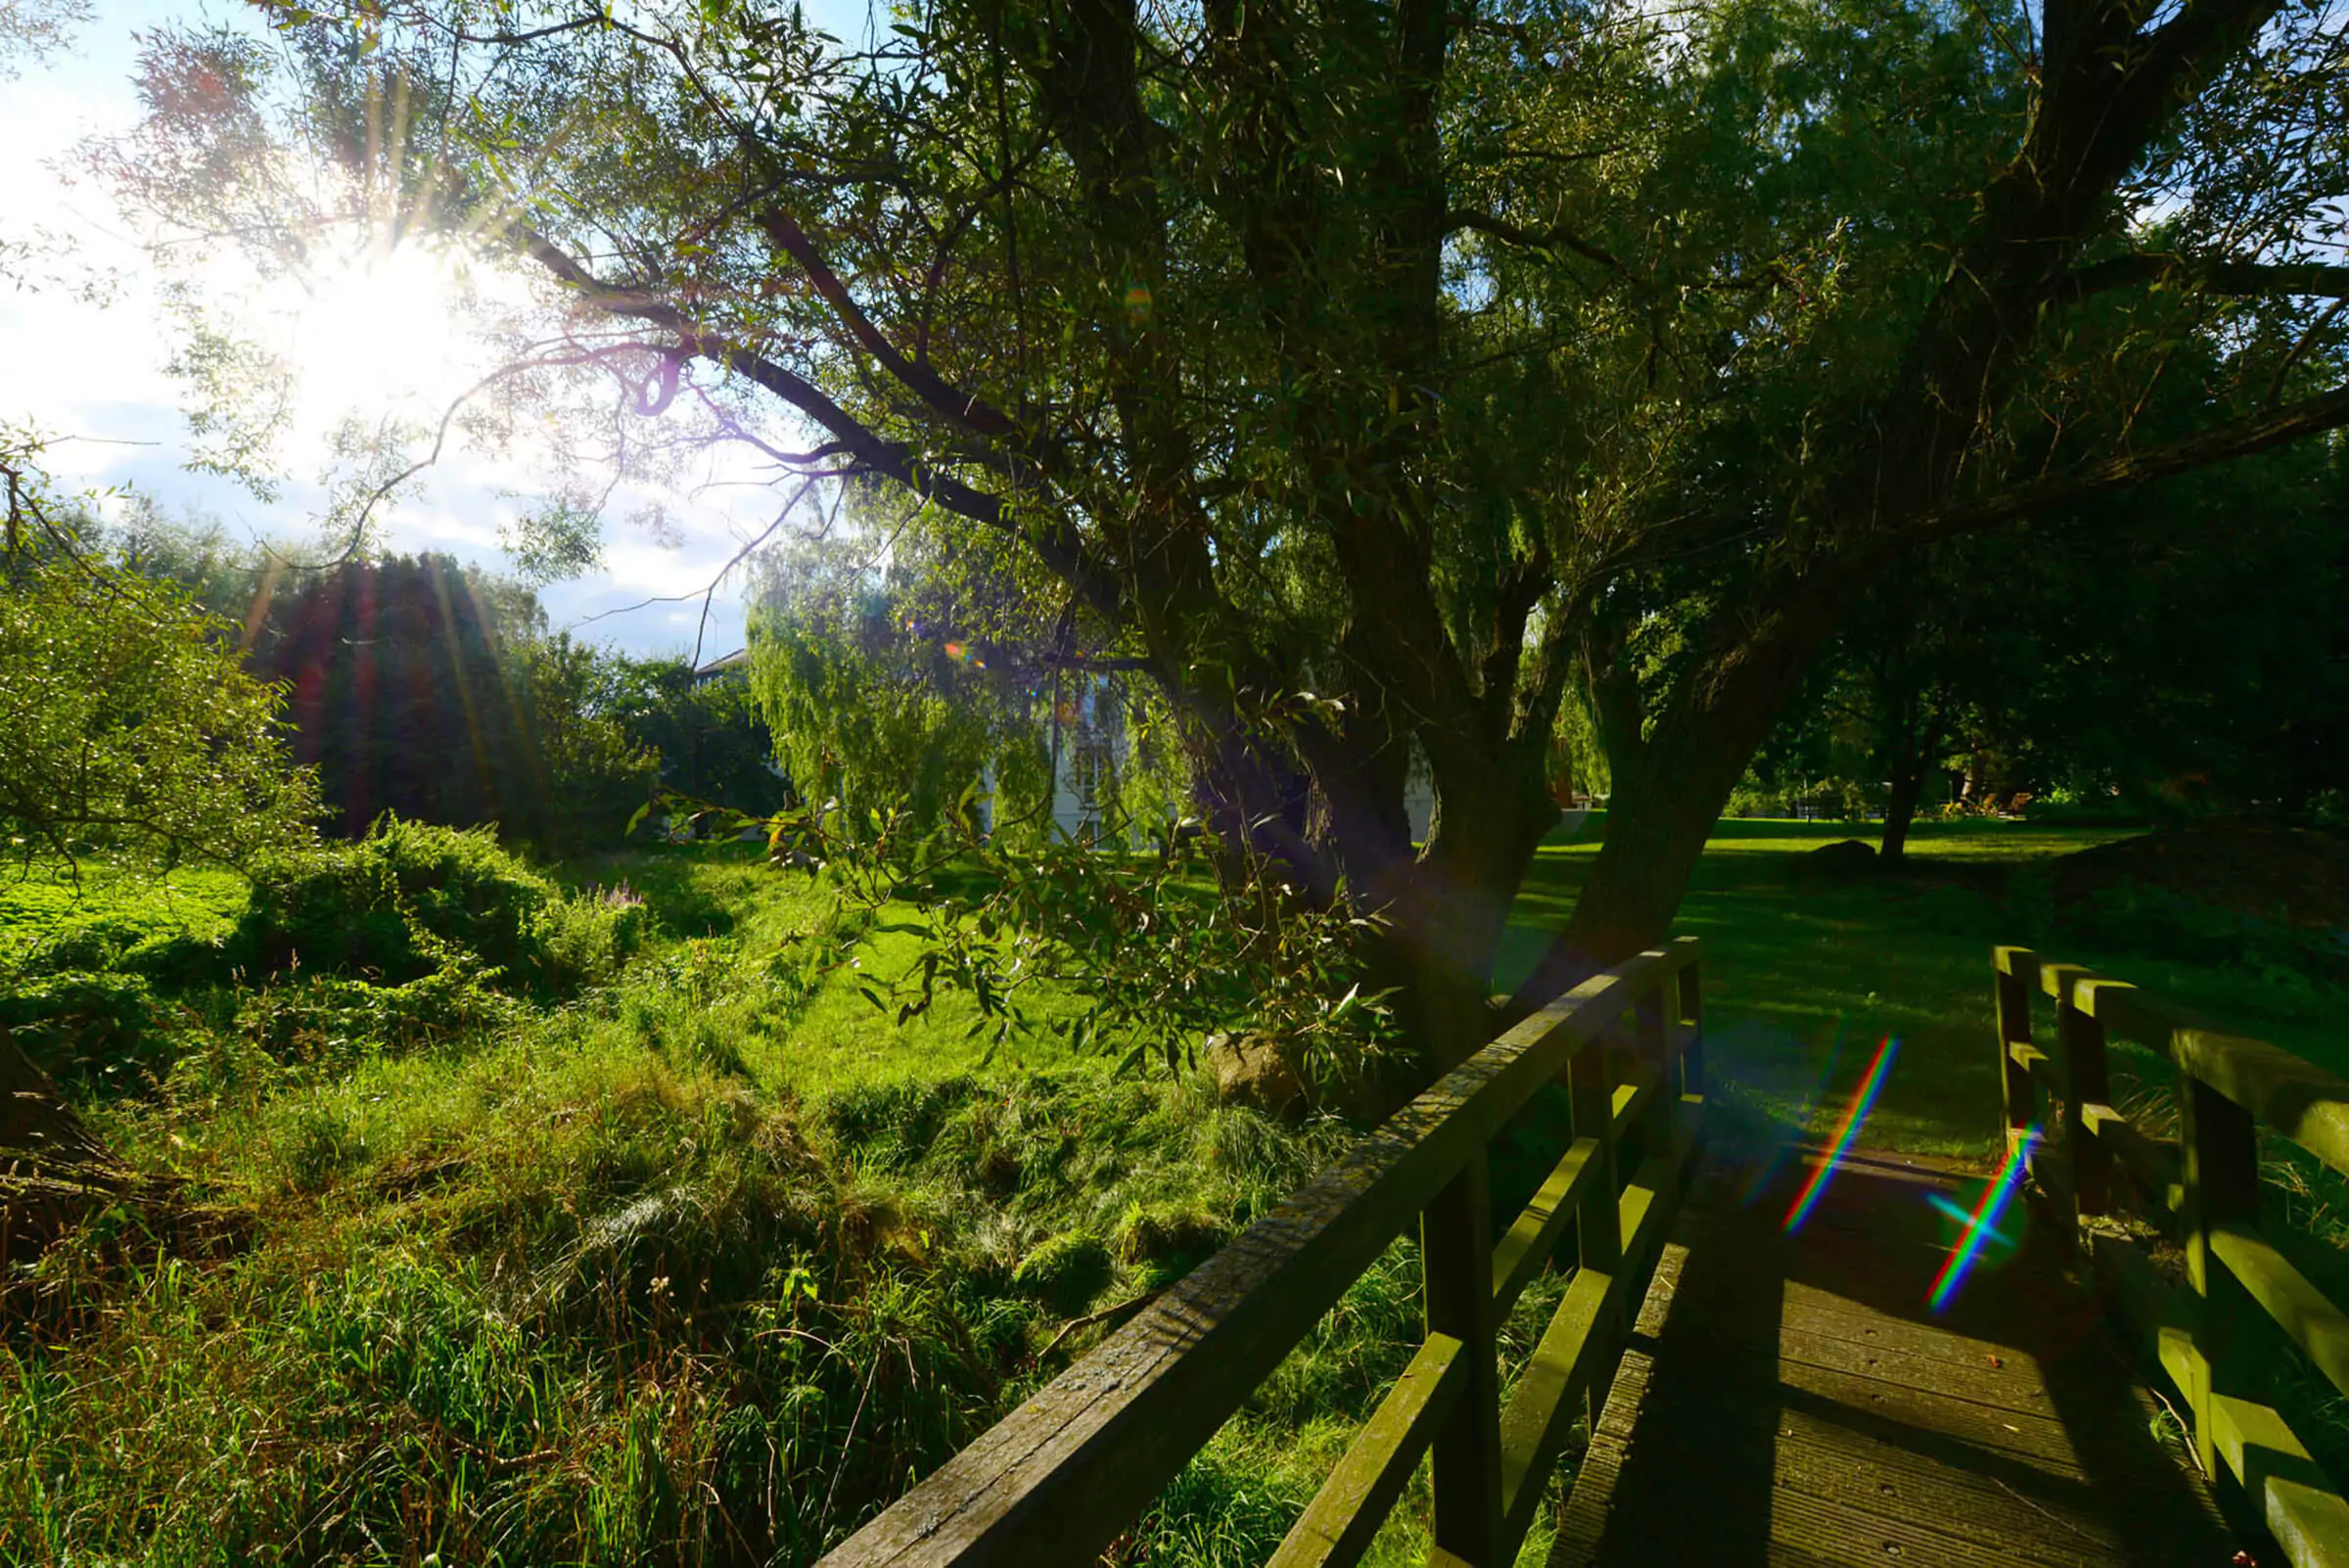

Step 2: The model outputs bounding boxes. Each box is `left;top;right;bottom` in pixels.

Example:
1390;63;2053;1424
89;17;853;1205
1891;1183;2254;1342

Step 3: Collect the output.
2212;1222;2349;1405
1267;1333;1465;1568
1674;957;1704;1099
2076;980;2349;1179
1995;948;2040;1171
1425;1152;1501;1560
1490;1135;1599;1316
1497;1265;1611;1544
2056;979;2115;1222
1554;1148;2233;1568
2081;1102;2183;1213
820;945;1698;1567
1499;1109;1700;1551
2210;1394;2349;1568
1606;1066;1657;1143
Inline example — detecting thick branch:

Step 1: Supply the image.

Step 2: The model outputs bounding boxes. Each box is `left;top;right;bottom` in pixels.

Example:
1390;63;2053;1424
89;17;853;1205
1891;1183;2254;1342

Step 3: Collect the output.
1443;210;1625;275
758;210;1024;442
510;225;1126;621
2066;253;2349;302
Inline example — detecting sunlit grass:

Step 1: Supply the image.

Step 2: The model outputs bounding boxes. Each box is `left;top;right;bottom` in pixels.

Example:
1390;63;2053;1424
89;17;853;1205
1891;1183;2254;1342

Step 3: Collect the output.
0;857;248;971
1505;814;2337;1159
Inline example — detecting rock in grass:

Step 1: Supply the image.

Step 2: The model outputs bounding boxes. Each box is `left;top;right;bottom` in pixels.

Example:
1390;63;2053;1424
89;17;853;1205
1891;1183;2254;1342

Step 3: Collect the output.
1801;839;1878;879
1206;1031;1308;1121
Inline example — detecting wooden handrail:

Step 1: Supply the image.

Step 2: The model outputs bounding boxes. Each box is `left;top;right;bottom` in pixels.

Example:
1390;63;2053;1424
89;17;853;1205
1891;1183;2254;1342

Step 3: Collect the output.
1991;945;2349;1565
822;938;1706;1568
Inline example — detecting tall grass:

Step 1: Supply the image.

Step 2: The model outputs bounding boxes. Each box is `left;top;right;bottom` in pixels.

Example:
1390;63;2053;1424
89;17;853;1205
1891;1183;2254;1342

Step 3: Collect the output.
2;848;1417;1564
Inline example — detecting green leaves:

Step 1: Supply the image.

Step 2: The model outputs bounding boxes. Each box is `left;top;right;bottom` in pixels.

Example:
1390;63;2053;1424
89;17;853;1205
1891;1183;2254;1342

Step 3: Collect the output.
0;486;322;872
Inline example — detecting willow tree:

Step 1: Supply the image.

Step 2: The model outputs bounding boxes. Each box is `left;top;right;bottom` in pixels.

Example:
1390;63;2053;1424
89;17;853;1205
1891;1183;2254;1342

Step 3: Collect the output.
109;0;2349;1069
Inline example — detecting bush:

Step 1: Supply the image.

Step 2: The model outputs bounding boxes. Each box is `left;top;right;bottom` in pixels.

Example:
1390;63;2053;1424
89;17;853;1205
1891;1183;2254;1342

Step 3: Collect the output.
235;817;641;994
0;969;172;1087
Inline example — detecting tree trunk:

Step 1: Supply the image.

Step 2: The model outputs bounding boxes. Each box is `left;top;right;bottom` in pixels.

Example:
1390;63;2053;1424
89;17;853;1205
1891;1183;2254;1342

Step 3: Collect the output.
1878;708;1943;864
1880;763;1923;862
1502;580;1851;1025
1505;731;1750;1013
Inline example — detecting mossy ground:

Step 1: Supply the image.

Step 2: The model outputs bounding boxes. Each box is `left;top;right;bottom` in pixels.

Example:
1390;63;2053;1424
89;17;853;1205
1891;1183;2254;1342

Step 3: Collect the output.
2;820;2335;1564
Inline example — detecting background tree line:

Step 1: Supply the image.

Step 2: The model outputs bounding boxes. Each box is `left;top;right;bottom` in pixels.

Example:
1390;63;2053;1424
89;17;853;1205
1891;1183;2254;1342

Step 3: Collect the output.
5;451;790;865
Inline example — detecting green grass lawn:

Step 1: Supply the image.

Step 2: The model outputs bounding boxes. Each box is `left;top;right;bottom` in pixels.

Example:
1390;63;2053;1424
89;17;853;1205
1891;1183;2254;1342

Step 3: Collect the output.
0;856;248;970
1501;815;2340;1160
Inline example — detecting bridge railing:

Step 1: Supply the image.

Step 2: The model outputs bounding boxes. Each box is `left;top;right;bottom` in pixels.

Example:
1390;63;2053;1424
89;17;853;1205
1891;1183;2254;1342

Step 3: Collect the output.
822;937;1706;1568
1993;945;2349;1563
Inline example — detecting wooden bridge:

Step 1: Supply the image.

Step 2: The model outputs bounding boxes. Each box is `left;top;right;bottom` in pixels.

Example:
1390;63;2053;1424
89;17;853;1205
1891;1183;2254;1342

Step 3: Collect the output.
824;939;2349;1567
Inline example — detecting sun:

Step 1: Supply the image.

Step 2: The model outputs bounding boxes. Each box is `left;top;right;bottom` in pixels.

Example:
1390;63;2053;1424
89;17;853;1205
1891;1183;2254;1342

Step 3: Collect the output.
247;238;489;438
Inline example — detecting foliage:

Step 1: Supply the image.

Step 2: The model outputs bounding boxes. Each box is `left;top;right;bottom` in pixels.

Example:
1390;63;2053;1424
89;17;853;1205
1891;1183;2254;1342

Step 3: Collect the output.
747;525;1056;838
90;0;2349;1076
514;632;662;853
0;853;1392;1566
1752;406;2349;844
13;816;2349;1563
235;816;643;995
242;551;543;837
0;521;320;871
602;652;795;816
692;787;1405;1091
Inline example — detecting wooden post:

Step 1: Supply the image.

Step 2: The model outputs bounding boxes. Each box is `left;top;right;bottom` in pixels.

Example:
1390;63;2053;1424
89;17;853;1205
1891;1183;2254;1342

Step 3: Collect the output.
2055;979;2113;1226
2179;1066;2263;1482
1993;949;2038;1176
1424;1152;1501;1563
1635;979;1672;1153
1676;951;1705;1100
1568;1032;1622;1430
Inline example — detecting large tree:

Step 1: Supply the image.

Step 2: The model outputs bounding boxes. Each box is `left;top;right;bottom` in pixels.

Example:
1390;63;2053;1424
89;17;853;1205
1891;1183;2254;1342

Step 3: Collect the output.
101;0;2349;1069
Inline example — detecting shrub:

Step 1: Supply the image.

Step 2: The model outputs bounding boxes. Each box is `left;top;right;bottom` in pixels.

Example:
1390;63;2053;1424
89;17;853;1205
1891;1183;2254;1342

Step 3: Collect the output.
235;817;640;994
232;963;526;1071
535;883;648;992
0;969;172;1087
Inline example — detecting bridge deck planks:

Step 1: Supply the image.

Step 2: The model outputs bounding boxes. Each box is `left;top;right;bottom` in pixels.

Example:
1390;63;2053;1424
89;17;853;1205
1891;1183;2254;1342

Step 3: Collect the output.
1548;1148;2234;1567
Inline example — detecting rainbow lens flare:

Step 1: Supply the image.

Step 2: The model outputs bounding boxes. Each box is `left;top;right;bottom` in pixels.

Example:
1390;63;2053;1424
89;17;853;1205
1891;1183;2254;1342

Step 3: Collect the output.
1927;1130;2036;1314
1925;1191;2014;1249
1781;1036;1900;1234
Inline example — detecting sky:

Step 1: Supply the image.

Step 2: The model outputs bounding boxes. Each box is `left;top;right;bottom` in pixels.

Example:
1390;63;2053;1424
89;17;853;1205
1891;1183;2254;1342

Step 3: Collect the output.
0;0;867;661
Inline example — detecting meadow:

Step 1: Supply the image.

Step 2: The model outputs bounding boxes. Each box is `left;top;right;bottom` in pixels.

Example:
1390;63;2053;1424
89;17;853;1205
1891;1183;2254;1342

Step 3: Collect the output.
0;815;2336;1566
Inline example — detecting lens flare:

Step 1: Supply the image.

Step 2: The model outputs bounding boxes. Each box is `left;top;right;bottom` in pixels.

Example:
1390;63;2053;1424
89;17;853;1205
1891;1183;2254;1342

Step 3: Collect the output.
1927;1130;2036;1314
1781;1036;1900;1233
1925;1191;2014;1249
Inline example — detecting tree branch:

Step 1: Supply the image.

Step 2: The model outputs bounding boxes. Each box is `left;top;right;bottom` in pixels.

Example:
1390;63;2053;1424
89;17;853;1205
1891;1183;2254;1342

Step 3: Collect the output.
1902;379;2349;547
757;209;1024;442
2065;252;2349;302
1443;210;1626;275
